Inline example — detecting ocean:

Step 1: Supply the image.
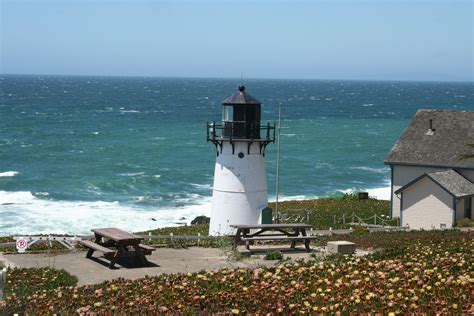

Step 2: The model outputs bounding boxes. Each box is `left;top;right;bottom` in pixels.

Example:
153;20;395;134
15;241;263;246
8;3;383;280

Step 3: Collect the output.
1;75;473;235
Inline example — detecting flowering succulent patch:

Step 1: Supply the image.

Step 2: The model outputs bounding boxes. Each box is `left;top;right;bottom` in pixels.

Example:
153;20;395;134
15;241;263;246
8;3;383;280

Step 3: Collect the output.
1;230;472;314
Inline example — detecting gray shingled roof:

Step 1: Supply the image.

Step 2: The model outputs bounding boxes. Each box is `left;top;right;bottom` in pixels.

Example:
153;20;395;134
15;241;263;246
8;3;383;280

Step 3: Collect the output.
385;110;474;168
428;170;474;198
395;169;474;198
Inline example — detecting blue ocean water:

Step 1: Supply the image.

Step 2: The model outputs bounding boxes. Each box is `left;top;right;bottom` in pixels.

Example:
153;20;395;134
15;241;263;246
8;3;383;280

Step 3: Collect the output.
1;75;473;234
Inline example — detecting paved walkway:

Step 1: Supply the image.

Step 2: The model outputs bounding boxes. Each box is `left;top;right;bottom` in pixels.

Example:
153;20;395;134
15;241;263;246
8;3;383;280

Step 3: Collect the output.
0;246;321;286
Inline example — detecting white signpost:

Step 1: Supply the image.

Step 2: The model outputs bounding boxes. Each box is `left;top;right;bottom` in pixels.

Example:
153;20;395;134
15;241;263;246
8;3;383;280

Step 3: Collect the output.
0;267;6;301
15;238;28;253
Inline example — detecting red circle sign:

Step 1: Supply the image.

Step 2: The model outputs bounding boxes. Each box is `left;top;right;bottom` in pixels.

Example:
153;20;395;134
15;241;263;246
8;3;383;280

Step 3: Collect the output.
16;239;27;250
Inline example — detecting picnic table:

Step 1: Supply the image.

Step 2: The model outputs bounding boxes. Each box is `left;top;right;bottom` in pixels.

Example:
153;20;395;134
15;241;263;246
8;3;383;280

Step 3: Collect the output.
79;227;155;269
231;224;317;252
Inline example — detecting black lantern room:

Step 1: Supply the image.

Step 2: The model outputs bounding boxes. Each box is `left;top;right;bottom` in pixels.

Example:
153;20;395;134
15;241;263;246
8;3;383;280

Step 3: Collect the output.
207;85;275;154
222;85;261;139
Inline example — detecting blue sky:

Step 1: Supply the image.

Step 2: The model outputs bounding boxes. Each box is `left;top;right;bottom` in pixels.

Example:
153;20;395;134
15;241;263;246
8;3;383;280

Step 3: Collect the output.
1;0;472;81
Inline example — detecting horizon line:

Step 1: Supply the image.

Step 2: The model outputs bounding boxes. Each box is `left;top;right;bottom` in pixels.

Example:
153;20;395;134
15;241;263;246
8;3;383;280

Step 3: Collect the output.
1;72;473;84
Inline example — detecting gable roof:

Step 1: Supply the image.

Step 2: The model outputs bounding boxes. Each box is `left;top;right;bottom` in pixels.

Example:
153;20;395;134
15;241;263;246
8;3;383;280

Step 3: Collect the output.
385;110;474;168
395;169;474;198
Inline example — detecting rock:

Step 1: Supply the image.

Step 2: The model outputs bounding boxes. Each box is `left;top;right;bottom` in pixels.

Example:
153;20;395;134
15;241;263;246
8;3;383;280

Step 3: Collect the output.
191;215;210;225
327;241;356;254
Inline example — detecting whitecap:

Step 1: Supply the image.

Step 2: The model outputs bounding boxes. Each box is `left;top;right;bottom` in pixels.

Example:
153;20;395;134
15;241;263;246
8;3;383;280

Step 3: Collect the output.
118;172;145;177
0;171;18;177
350;166;389;174
190;183;212;190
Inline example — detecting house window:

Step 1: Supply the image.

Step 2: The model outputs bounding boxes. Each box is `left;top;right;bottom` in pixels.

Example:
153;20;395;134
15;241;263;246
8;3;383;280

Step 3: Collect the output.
465;197;472;219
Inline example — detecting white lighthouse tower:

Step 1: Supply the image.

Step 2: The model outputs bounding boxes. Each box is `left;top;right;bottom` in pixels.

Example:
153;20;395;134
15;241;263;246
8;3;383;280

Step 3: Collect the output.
207;85;275;236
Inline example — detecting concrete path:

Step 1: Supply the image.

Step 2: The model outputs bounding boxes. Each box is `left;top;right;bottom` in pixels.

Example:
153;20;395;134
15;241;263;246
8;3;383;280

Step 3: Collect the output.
0;246;321;286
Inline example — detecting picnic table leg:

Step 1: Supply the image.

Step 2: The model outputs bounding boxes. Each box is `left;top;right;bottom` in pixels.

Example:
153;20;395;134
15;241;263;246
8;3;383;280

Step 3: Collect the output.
244;228;252;250
132;243;149;265
86;248;95;258
233;229;241;248
86;234;102;258
301;229;311;252
290;228;298;249
108;246;125;269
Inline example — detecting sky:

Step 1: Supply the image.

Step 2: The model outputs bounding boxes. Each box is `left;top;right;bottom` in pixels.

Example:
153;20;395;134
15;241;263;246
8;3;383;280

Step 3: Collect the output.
1;0;472;81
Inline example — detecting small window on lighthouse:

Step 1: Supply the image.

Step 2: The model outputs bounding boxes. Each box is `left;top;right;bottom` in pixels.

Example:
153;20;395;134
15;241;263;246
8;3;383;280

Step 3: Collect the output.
223;105;233;122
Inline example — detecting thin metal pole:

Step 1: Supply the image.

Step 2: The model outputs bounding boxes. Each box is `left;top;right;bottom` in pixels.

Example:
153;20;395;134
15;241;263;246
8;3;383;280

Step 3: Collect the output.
275;103;282;222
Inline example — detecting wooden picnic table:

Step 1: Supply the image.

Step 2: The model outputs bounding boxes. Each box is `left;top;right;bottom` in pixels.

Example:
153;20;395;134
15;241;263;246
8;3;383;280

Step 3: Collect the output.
231;223;316;252
79;227;154;269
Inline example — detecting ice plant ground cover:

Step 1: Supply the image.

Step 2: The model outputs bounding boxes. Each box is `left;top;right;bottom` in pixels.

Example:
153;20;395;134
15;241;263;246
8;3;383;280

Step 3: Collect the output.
1;230;472;314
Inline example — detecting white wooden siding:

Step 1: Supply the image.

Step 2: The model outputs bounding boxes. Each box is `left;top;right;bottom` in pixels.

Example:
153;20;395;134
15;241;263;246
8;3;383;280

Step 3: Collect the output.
402;177;453;230
392;165;447;218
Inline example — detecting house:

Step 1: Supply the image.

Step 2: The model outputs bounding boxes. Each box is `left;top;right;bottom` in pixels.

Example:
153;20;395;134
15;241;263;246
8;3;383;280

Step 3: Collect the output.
384;109;474;229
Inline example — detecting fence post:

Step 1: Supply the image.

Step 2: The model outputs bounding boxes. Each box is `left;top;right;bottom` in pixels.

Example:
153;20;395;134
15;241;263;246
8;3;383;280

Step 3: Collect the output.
374;215;377;226
197;233;201;247
148;232;152;242
0;267;6;301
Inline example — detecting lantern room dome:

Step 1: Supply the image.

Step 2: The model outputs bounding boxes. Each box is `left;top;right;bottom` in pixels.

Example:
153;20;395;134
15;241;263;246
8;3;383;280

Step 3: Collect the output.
222;85;261;105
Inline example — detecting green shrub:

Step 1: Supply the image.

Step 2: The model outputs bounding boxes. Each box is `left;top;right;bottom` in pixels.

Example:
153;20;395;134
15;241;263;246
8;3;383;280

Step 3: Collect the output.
351;225;369;236
456;218;474;227
264;250;283;260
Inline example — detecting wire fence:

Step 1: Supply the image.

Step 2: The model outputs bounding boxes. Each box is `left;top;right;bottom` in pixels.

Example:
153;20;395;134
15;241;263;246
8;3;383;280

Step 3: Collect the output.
276;210;399;228
333;212;400;227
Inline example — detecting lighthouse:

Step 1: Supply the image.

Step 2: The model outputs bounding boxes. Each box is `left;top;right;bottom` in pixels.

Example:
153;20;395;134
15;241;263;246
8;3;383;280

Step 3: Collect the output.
207;85;275;236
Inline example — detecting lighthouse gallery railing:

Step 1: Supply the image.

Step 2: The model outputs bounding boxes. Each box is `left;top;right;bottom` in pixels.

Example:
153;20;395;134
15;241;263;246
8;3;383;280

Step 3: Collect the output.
207;121;276;142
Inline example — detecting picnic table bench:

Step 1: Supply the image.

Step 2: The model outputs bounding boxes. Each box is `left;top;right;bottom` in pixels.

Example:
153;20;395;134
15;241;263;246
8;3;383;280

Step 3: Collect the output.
79;227;155;269
231;224;318;252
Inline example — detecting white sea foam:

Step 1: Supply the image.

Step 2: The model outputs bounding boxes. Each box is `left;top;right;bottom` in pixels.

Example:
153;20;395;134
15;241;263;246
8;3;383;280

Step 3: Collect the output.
271;184;391;202
118;172;146;177
338;185;391;201
0;171;18;177
0;190;211;236
269;194;319;202
350;166;389;174
365;186;391;200
190;183;213;190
